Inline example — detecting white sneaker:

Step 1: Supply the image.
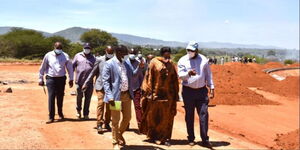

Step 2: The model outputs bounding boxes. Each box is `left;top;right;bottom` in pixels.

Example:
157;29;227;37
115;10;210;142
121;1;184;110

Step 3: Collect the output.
76;111;81;119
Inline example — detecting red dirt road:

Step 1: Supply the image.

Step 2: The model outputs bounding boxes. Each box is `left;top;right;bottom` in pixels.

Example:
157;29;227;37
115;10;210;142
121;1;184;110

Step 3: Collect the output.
0;64;298;149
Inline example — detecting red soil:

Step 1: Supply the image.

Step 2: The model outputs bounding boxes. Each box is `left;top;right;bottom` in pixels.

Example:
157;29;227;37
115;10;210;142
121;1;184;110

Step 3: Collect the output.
272;129;299;150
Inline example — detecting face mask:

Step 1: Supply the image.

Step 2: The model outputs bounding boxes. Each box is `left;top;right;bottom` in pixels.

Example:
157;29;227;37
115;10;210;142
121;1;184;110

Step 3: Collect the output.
137;54;143;59
121;57;125;62
129;54;136;60
187;51;196;58
121;55;128;62
106;53;114;59
54;49;63;55
83;49;91;54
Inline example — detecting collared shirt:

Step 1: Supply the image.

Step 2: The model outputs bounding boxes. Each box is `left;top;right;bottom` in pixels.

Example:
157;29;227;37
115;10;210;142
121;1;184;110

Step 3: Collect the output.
126;58;144;91
178;54;214;89
83;55;110;90
113;56;129;91
39;51;74;82
72;52;96;86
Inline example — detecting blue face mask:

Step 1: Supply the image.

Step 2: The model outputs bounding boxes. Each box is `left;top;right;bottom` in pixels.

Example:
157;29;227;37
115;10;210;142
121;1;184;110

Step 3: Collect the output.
54;49;63;55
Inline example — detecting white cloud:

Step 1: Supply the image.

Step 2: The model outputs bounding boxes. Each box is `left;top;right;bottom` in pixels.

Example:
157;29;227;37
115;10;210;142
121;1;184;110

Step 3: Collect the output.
68;0;94;4
66;10;92;15
224;19;230;24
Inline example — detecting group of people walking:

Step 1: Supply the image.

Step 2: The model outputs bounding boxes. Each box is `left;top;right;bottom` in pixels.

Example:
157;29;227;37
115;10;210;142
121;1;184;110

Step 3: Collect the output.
38;41;215;149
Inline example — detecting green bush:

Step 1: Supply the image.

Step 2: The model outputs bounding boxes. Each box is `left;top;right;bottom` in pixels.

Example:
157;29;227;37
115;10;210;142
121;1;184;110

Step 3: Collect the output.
284;59;295;65
0;28;72;59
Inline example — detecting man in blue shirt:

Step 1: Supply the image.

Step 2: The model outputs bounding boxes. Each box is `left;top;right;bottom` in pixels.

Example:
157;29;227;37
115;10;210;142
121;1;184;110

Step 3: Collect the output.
178;41;215;148
72;43;96;120
125;48;145;131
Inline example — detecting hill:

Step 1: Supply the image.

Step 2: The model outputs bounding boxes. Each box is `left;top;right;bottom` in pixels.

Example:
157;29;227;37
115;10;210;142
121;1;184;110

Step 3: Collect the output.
0;26;284;49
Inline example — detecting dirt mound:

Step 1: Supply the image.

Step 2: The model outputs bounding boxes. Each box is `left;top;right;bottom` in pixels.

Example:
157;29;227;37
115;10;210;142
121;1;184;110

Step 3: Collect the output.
263;62;284;69
272;129;299;150
211;63;279;105
261;76;299;98
289;63;300;67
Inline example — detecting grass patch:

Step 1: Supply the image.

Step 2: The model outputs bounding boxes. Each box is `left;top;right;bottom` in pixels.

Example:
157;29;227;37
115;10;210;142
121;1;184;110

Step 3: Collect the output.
0;57;42;63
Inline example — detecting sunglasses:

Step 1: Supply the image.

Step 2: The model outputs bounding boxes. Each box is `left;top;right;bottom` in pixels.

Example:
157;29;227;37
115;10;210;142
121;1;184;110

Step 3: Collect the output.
187;49;195;52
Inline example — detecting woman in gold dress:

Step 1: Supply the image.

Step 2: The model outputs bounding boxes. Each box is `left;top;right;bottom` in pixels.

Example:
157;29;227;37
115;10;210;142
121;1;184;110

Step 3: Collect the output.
140;47;179;146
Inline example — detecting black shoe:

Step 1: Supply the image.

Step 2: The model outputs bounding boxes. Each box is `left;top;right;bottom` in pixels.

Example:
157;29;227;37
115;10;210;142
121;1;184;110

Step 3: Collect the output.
202;141;212;148
97;125;104;134
59;115;65;120
188;140;195;146
46;119;54;124
105;123;111;131
164;141;171;147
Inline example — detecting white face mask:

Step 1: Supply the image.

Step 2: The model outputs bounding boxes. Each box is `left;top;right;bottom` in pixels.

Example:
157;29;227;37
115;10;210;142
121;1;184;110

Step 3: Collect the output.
187;51;196;58
83;49;91;54
54;49;63;55
106;53;114;59
137;54;143;59
121;55;128;62
129;54;136;60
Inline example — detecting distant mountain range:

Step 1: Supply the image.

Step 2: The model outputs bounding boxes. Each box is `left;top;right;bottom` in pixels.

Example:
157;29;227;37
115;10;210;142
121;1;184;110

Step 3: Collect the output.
0;26;283;49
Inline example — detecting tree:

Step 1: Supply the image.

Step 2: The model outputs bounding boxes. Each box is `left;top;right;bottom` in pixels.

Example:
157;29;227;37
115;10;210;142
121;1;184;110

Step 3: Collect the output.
68;43;83;58
0;36;11;57
1;28;51;59
267;50;276;56
80;29;118;54
46;35;71;55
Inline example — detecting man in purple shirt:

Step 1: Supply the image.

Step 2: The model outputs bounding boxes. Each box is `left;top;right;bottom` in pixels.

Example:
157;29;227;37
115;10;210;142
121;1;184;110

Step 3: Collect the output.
72;43;96;119
38;42;74;124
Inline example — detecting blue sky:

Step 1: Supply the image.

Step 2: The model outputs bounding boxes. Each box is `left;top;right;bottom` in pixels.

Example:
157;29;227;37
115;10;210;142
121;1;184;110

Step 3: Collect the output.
0;0;299;49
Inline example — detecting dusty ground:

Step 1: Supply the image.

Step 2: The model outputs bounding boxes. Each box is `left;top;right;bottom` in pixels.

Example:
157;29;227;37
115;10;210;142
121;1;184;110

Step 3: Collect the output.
0;63;299;149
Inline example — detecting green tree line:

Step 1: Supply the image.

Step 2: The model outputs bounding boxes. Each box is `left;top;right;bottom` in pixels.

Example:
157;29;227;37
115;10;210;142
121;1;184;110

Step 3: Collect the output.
0;28;118;59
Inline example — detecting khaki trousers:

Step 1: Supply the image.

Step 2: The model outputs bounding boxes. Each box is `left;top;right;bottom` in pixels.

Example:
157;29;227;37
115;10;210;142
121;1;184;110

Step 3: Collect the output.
111;92;132;144
96;90;111;126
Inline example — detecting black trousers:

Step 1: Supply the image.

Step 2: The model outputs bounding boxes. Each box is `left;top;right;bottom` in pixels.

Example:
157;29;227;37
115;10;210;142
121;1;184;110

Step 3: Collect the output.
76;84;93;116
46;75;66;119
182;86;209;142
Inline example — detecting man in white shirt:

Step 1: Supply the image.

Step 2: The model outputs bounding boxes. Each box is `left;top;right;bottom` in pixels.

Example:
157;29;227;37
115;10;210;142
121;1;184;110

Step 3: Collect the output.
177;41;215;148
38;42;74;124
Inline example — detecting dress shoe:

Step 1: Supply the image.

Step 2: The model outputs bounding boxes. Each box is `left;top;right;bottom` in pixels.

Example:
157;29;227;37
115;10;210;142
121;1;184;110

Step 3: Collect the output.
164;141;171;147
118;134;126;146
97;125;104;134
202;141;212;148
59;115;65;120
83;115;89;120
188;140;195;146
105;123;111;131
46;119;54;124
